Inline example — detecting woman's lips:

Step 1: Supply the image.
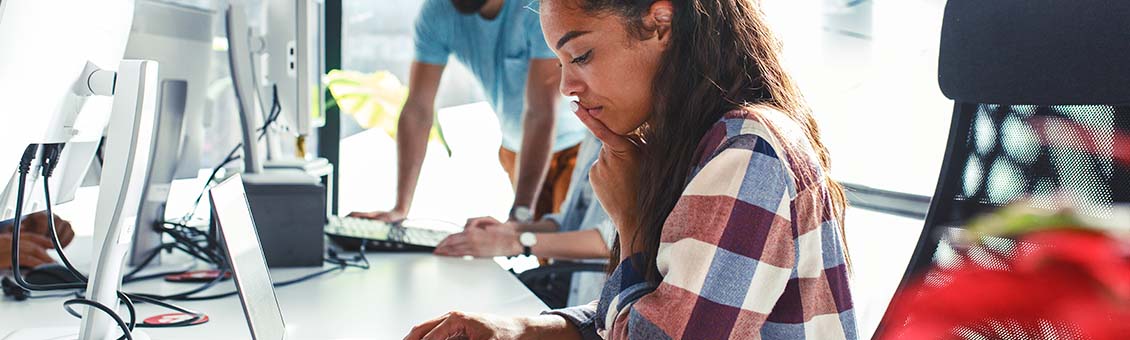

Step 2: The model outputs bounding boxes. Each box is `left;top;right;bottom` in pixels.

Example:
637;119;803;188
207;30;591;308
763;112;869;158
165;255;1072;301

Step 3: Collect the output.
571;100;605;116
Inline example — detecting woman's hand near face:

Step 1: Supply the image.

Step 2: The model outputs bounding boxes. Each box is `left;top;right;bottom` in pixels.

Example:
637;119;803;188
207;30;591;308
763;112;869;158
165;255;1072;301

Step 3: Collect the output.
572;101;643;254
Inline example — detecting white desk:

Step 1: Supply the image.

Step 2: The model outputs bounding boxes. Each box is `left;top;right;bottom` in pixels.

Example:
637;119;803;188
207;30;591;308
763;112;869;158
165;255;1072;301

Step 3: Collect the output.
1;249;547;339
0;166;547;338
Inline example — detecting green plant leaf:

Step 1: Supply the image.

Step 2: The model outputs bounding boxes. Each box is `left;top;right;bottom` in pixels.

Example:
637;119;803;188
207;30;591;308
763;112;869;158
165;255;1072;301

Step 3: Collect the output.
325;69;452;156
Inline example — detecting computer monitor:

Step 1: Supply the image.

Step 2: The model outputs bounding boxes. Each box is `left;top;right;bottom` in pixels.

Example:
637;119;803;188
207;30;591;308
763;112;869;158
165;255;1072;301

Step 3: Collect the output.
0;0;133;196
227;2;268;174
209;174;287;340
125;0;214;181
265;0;326;157
123;0;215;266
0;0;213;270
0;1;161;339
127;79;188;267
229;2;331;176
0;141;100;222
79;59;160;340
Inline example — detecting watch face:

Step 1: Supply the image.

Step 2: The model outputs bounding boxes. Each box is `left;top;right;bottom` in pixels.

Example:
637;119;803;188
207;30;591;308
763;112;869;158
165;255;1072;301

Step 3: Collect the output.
519;232;537;247
513;206;533;222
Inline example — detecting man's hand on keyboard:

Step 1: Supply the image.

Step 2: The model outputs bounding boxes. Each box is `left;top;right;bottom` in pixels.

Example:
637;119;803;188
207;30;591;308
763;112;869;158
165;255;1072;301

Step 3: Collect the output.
347;210;406;223
434;222;522;257
464;216;503;230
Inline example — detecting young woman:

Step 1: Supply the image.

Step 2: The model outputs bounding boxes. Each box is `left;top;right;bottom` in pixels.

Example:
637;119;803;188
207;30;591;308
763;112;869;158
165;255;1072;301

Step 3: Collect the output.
405;0;855;338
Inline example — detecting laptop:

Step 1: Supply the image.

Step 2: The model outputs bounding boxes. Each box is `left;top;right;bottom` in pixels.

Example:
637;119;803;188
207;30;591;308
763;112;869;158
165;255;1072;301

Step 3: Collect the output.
210;174;286;340
324;216;453;251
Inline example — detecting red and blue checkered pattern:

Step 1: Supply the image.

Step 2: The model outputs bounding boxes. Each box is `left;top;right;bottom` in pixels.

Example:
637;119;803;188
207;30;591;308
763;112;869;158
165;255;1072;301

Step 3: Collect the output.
550;107;856;340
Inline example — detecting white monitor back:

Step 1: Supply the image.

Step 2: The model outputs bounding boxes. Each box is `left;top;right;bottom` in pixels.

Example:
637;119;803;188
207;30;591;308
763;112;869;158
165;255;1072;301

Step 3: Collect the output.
266;0;326;138
126;0;215;180
227;3;268;174
0;0;135;219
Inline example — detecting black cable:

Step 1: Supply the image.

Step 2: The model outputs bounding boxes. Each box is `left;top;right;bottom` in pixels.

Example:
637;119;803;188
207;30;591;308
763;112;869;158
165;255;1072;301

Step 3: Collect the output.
5;147;117;337
130;271;228;301
325;243;370;270
122;243;201;283
256;85;281;135
163;245;370;302
9;145;84;291
1;144;210;333
5;144;134;340
63;298;134;340
102;236;368;304
159;222;216;252
161;221;209;238
181;84;280;224
26;145;205;334
180;145;241;224
121;224;229;301
13;134;359;325
122;220;222;284
169;244;221;264
122;223;223;284
58;291;138;339
122;222;217;283
126;294;206;328
9;145;37;273
161;227;223;264
95;137;105;167
176;266;343;301
40;143;63;178
122;243;176;282
42;146;88;283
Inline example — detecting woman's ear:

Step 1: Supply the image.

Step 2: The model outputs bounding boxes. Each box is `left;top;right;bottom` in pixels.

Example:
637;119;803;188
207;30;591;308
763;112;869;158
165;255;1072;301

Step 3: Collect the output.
649;1;674;42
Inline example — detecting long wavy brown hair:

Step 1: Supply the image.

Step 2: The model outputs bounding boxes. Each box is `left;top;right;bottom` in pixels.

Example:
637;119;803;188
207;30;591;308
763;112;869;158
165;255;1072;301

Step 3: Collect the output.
574;0;849;281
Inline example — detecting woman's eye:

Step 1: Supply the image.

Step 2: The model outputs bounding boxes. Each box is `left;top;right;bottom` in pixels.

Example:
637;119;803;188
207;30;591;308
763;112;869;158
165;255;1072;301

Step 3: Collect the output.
570;50;593;65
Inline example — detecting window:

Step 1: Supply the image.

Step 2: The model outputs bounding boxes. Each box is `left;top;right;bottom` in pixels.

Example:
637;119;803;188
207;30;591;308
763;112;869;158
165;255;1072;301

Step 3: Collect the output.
766;1;948;337
768;0;951;197
337;0;511;223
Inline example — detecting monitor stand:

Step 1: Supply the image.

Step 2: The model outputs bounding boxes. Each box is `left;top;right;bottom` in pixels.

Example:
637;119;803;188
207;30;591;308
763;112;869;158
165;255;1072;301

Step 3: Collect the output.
6;60;161;340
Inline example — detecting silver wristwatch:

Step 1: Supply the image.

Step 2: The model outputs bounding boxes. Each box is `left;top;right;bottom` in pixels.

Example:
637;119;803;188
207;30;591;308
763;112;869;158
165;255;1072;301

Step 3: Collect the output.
519;232;538;256
511;206;534;223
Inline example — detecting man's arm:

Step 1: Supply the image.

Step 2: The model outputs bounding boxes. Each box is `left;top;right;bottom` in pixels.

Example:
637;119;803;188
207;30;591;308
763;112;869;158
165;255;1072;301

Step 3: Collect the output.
530;229;609;260
434;224;608;260
516;219;560;233
392;62;446;215
511;59;561;217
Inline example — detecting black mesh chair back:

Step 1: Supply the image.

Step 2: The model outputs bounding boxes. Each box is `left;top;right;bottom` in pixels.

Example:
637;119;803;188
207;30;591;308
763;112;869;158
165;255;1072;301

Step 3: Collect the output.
880;0;1130;338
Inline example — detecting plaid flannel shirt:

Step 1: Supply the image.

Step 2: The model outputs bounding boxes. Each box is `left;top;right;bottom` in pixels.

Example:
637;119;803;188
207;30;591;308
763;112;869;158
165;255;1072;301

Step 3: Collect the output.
548;108;857;339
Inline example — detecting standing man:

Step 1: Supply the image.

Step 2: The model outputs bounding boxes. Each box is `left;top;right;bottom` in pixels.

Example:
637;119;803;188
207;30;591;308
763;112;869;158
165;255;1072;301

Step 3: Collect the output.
349;0;586;224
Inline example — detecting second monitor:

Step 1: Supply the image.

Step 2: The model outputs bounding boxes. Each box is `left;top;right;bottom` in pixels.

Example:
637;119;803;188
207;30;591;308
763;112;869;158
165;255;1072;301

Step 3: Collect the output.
266;0;326;159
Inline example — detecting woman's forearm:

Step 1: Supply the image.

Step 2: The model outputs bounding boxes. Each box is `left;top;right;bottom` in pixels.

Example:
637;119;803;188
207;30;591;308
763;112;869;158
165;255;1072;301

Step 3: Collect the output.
531;229;610;260
519;315;583;340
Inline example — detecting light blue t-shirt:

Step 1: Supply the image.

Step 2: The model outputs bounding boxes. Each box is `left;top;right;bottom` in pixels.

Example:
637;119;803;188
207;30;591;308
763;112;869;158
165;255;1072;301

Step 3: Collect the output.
413;0;586;152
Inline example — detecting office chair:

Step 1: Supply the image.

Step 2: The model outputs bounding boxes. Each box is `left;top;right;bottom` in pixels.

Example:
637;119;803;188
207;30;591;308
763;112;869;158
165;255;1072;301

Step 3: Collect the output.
877;0;1130;338
518;261;606;309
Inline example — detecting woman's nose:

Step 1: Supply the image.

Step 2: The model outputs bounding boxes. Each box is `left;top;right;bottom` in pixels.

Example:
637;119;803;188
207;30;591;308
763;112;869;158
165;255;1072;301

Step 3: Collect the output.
559;67;584;98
